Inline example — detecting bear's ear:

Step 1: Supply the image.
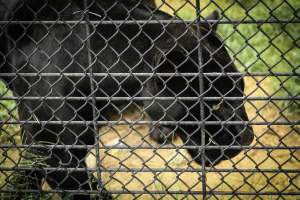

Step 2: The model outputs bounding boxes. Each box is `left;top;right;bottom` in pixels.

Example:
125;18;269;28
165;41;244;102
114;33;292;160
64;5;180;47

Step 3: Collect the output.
204;10;219;32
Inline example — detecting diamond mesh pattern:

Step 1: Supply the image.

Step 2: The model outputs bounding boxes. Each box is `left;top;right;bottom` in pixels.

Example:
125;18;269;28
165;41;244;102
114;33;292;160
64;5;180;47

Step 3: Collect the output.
0;0;299;199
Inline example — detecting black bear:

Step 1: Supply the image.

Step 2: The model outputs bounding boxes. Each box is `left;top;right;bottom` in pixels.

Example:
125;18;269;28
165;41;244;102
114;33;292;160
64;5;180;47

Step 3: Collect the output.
0;0;253;199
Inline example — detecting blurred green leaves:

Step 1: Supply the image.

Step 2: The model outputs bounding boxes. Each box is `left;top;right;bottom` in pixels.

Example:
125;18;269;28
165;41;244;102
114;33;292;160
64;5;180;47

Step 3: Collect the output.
0;81;20;143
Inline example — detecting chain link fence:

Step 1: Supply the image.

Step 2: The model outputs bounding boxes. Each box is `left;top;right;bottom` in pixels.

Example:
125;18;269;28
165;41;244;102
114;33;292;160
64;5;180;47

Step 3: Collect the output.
0;0;299;199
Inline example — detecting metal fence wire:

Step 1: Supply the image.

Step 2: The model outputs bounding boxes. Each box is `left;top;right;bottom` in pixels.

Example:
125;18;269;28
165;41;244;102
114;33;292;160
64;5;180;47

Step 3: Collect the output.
0;0;299;199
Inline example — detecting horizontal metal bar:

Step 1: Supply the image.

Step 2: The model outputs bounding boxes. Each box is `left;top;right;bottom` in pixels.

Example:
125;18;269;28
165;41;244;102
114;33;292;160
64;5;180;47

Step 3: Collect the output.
0;189;299;195
0;120;298;125
0;96;298;101
0;72;299;77
0;167;299;173
1;144;299;150
0;19;299;25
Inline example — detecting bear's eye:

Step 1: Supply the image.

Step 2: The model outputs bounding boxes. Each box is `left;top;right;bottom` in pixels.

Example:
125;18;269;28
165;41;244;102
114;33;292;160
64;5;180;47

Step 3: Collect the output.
212;100;223;111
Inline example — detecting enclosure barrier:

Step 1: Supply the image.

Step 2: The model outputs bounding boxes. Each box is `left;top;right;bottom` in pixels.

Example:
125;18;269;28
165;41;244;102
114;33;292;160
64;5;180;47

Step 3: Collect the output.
0;0;299;199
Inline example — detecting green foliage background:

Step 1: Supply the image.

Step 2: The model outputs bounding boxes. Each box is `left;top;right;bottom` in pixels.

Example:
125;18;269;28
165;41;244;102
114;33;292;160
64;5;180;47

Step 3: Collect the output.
156;0;300;115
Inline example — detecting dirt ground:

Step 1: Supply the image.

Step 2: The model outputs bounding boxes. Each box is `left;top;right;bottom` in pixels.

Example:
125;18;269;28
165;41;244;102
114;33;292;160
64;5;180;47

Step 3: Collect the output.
85;76;300;200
